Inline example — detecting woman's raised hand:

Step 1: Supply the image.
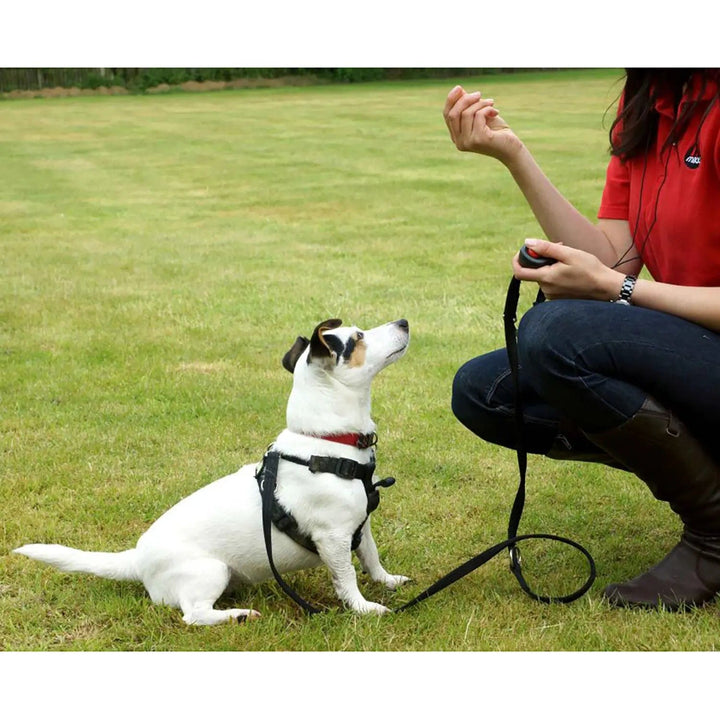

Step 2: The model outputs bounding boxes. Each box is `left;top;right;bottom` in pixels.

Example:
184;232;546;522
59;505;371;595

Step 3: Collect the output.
443;85;521;163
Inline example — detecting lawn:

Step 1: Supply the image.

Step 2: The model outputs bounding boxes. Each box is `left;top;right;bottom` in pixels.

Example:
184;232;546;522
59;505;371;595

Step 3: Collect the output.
3;68;719;654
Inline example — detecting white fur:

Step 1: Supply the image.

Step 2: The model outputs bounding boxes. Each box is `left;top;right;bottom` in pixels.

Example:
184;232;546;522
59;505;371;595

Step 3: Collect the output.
14;319;410;625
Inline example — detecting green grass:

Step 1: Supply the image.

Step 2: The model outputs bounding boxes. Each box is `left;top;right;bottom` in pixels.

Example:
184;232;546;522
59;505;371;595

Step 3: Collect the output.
2;68;718;652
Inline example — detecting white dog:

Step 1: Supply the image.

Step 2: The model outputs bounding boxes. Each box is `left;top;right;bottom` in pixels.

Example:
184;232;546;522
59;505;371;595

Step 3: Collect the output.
14;318;410;625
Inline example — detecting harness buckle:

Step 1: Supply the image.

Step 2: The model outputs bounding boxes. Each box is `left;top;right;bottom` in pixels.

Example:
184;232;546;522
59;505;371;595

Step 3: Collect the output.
307;456;323;474
307;455;360;479
337;458;360;479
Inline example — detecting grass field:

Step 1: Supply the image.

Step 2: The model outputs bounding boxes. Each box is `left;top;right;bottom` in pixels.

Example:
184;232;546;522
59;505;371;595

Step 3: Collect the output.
3;68;720;655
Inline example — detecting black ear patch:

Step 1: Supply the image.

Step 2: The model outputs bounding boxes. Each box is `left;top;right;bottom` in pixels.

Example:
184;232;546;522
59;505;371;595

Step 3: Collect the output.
282;336;310;373
309;318;343;362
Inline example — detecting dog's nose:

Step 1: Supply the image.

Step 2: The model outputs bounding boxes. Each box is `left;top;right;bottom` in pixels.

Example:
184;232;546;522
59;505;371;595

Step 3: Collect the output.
396;319;409;331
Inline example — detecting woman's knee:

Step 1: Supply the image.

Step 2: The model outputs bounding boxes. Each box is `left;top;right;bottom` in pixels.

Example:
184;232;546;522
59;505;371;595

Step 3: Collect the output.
452;355;491;425
451;351;515;445
516;300;593;384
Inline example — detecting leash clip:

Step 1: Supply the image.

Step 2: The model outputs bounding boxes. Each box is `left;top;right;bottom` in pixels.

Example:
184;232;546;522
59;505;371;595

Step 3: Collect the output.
373;476;396;489
357;432;378;449
509;544;522;570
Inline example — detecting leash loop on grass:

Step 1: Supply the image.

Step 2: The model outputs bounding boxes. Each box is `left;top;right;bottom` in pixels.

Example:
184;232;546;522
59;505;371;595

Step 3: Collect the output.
394;276;596;611
394;533;596;612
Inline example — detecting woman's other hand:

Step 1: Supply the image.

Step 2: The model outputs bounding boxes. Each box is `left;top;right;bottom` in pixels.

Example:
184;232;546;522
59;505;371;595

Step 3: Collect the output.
512;239;624;301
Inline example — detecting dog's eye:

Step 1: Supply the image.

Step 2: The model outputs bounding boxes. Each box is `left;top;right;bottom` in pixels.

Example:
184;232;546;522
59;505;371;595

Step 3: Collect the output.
356;332;364;340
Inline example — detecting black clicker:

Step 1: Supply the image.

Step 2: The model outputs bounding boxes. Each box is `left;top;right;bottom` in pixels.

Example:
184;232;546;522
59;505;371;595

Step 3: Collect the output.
518;244;557;269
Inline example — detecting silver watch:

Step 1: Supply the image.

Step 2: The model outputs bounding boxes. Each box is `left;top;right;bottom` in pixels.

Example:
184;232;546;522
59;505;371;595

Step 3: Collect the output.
614;275;637;305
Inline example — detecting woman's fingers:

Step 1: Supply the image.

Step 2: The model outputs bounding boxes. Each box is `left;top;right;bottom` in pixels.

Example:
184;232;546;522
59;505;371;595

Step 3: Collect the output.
460;98;495;141
444;90;480;138
444;93;497;150
444;85;510;157
443;85;465;115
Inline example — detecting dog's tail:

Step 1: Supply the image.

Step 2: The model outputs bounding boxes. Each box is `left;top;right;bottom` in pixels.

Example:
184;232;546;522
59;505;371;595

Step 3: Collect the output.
13;543;140;582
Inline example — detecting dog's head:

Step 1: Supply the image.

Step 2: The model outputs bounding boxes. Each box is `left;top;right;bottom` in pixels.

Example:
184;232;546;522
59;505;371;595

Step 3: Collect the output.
282;318;409;387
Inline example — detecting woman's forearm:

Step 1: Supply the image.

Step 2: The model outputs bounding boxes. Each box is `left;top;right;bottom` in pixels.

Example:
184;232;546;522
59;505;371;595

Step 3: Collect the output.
442;86;640;274
632;280;720;333
503;143;621;267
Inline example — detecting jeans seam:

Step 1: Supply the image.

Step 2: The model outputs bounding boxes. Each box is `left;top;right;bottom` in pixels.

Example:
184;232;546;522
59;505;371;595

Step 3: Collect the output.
486;366;561;431
486;367;512;408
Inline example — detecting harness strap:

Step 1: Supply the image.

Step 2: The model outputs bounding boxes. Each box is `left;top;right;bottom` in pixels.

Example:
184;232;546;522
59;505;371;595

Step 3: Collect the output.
280;452;375;484
256;449;388;562
259;451;323;614
277;452;383;516
261;484;320;555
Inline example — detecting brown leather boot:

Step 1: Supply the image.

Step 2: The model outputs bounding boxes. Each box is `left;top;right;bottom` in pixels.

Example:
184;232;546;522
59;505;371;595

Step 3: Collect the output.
585;396;720;611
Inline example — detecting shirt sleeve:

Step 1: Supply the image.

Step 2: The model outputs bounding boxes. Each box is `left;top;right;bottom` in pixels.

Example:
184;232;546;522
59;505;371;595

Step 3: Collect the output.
597;154;630;220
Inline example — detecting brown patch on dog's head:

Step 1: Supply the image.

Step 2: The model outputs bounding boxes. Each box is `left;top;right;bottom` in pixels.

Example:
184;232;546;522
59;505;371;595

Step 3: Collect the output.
344;332;367;368
309;318;343;363
282;336;310;373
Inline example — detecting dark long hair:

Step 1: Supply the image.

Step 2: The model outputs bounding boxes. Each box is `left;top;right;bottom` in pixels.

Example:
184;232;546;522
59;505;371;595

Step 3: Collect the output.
609;69;719;159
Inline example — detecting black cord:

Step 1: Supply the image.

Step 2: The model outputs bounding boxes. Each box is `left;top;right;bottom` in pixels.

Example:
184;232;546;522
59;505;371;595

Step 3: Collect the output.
611;133;651;271
611;90;718;273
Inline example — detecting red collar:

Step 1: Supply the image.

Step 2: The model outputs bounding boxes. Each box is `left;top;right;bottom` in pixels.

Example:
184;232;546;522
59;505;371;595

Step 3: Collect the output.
315;432;378;449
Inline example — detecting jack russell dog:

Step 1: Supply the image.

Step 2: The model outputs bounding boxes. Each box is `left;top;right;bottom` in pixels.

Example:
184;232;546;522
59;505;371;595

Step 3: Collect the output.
14;318;411;625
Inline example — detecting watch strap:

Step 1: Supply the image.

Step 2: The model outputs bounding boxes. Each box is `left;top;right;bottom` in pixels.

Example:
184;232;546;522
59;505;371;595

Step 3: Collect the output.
615;275;637;305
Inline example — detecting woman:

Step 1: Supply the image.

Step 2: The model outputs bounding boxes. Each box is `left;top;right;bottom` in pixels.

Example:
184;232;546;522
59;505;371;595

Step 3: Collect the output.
444;69;720;610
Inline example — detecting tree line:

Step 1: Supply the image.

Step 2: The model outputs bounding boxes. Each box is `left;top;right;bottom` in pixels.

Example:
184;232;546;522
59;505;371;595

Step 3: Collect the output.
0;67;519;94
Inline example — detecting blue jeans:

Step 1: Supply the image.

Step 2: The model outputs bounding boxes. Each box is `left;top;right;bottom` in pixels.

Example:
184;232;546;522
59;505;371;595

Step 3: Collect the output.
452;299;720;461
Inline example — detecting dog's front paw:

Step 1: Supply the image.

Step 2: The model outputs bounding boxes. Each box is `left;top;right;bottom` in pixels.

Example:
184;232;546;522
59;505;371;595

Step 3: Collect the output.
352;600;391;615
383;574;411;590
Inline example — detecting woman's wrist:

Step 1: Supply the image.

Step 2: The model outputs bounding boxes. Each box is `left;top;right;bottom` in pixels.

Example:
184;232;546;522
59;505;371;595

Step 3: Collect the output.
498;137;529;170
602;268;632;302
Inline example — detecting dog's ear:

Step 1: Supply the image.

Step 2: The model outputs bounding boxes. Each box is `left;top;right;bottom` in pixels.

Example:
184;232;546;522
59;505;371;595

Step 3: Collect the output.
282;336;310;373
309;318;343;362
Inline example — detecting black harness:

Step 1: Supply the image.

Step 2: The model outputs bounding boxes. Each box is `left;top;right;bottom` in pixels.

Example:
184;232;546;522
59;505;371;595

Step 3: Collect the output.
255;446;396;615
255;447;395;555
257;277;596;614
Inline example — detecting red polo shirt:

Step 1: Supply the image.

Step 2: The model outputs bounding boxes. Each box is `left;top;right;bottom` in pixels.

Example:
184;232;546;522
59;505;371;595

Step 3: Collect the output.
598;72;720;286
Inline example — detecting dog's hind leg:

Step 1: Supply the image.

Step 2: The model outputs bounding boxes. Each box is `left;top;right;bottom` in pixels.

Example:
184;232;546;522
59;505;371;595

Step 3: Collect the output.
151;558;260;626
355;518;410;590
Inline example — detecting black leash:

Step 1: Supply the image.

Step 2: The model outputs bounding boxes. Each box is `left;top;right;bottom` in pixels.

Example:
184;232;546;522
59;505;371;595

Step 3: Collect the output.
260;276;596;613
500;277;596;604
393;277;595;610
